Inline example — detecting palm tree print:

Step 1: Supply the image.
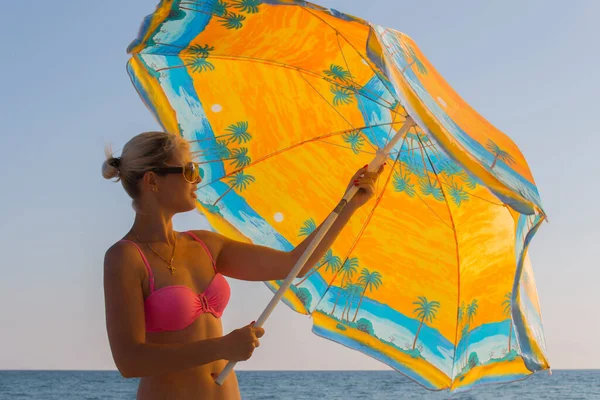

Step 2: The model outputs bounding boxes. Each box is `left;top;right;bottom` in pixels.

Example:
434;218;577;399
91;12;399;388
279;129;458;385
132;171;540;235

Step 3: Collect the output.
329;257;359;317
231;0;262;13
296;249;342;286
200;201;222;216
351;268;383;322
331;85;354;106
213;171;255;205
227;170;255;190
324;64;352;84
463;299;479;367
460;171;478;190
466;299;478;327
182;0;261;29
157;44;215;74
168;6;187;21
393;170;416;197
486;139;515;169
211;140;231;159
208;0;229;16
188;44;214;58
406;157;426;177
225;121;252;144
400;44;428;75
220;12;246;29
185;54;216;73
419;178;444;201
440;161;462;178
405;131;431;162
206;119;254;205
406;131;430;144
341;282;362;322
448;181;469;207
229;147;251;168
180;0;228;16
411;296;440;350
459;322;470;370
342;131;365;154
502;292;513;352
298;218;317;237
458;302;465;326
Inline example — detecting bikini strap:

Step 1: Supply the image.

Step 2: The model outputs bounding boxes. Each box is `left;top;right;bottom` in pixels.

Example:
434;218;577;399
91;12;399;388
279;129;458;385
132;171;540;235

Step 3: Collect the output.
184;231;218;273
119;239;155;293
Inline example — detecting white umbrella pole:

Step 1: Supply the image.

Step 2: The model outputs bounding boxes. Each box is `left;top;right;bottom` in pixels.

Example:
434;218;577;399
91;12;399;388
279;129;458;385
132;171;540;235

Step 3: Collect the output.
215;117;414;385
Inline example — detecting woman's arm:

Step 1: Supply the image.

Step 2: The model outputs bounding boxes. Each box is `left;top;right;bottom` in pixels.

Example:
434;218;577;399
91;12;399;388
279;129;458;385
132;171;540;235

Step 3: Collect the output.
205;165;382;282
103;243;243;378
208;196;365;282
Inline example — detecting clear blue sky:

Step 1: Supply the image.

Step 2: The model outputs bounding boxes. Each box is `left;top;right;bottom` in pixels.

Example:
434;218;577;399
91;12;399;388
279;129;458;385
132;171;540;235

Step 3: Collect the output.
1;0;598;370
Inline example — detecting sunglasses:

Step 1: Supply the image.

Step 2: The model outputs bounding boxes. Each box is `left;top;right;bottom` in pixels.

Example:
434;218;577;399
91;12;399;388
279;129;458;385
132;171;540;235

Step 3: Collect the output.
152;161;204;183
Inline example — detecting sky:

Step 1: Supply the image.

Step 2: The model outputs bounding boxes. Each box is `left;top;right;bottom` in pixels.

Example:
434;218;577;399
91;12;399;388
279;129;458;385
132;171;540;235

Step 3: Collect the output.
0;0;598;371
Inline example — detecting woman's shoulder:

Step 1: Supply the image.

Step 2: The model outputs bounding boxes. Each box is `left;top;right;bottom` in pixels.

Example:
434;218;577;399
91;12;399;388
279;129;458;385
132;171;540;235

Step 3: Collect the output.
184;229;226;258
105;238;139;259
185;229;221;240
103;240;147;280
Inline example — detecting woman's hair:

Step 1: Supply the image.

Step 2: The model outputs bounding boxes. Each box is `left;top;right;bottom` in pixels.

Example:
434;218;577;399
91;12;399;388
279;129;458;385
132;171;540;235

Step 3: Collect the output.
102;131;190;206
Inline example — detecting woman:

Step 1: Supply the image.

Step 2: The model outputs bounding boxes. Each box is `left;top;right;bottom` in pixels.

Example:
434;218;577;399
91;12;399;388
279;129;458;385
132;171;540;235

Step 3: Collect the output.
102;131;384;399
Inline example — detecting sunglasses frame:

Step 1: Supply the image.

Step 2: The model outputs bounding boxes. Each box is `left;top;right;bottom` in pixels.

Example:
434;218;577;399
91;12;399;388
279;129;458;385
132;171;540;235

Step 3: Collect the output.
151;161;202;183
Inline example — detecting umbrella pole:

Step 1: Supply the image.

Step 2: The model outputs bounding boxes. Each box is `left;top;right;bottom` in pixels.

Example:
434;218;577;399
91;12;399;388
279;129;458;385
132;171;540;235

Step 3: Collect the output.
215;117;415;385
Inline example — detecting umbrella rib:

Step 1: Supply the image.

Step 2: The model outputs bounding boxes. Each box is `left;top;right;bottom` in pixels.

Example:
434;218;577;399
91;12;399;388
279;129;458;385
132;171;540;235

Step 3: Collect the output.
392;128;504;207
377;111;401;196
415;134;462;382
335;33;378;148
312;144;405;313
412;126;443;159
315;139;441;157
389;142;440;156
300;6;410;150
375;31;535;214
388;148;454;228
384;110;401;149
195;122;396;190
300;6;401;107
397;164;505;207
297;72;379;153
148;45;399;113
411;192;454;230
302;10;407;154
392;133;505;207
316;140;377;155
208;54;396;113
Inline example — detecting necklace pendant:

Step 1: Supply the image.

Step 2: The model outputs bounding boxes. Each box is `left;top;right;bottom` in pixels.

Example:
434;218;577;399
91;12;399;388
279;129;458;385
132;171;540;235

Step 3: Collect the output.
168;264;176;275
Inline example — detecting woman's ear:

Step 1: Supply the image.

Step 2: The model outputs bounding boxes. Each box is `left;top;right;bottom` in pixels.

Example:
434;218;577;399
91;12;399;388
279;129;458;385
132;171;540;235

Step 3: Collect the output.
142;171;158;191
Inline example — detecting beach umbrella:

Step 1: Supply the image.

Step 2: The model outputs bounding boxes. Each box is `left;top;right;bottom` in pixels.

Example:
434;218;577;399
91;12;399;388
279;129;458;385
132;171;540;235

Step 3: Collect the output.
126;0;550;393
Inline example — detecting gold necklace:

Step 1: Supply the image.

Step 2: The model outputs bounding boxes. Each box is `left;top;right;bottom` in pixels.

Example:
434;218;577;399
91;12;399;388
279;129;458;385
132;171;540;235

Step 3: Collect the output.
133;230;178;275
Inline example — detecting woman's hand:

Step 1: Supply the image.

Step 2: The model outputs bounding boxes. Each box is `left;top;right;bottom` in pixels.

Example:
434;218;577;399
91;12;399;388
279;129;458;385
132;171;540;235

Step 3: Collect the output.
344;163;386;208
219;322;265;362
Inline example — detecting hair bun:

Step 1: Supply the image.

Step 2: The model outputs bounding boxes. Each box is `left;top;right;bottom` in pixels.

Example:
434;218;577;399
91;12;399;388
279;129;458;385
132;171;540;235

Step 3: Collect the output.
102;157;121;180
108;157;121;168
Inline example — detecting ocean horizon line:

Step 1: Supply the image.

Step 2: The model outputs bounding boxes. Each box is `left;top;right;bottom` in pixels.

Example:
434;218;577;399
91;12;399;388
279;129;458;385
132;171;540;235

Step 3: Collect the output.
1;368;597;372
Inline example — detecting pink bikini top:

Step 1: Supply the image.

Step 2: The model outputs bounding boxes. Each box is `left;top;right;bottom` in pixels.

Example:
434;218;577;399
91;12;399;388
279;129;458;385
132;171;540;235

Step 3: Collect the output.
120;231;230;332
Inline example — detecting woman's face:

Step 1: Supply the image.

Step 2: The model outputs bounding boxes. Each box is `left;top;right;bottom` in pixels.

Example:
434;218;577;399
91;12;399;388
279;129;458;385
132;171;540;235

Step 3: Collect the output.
152;147;200;214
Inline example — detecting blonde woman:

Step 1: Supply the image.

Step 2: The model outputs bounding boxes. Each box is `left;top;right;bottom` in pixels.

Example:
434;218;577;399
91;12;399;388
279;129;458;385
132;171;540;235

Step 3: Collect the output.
102;131;383;399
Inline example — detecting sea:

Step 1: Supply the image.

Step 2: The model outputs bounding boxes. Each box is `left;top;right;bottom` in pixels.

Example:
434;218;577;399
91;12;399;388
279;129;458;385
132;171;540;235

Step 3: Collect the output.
0;370;598;399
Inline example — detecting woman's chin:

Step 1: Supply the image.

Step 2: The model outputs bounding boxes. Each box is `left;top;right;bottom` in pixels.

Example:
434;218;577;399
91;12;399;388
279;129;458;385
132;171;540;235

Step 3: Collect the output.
187;196;198;211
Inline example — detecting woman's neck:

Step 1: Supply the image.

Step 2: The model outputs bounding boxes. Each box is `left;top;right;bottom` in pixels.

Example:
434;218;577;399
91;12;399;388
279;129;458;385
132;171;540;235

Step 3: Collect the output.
131;212;177;244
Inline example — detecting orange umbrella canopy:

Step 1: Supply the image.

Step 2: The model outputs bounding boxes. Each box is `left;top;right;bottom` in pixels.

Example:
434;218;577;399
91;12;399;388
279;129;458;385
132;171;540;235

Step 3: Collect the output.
127;0;549;392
